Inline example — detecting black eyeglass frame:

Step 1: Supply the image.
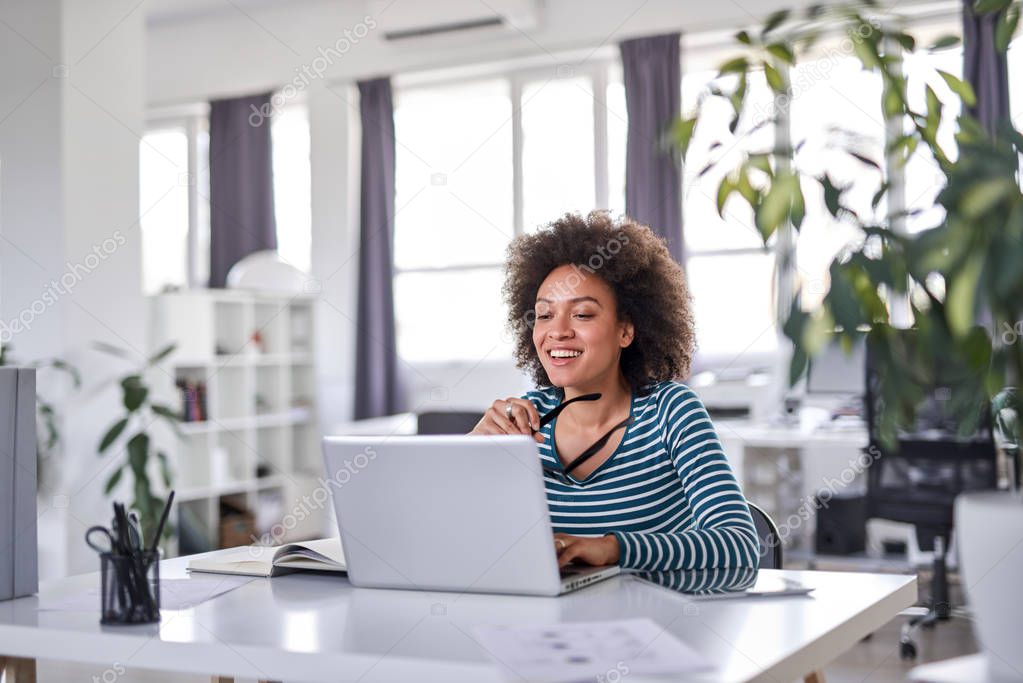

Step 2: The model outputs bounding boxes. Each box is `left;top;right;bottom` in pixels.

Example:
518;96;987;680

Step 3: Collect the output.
537;393;634;486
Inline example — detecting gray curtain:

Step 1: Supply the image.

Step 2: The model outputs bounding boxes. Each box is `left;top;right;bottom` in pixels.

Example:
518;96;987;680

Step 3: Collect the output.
355;77;406;418
208;92;278;287
621;33;683;263
962;0;1010;135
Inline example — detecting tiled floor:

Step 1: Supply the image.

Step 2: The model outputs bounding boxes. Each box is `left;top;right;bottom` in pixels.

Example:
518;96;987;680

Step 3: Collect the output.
811;557;978;683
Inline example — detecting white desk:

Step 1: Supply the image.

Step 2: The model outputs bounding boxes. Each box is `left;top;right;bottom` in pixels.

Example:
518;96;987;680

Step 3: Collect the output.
716;419;869;548
0;557;915;683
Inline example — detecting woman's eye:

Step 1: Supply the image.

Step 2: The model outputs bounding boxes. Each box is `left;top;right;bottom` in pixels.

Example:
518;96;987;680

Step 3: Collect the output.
535;313;551;320
574;313;594;319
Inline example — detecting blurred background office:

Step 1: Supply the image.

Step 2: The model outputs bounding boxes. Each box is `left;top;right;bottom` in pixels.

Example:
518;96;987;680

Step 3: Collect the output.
2;0;1022;679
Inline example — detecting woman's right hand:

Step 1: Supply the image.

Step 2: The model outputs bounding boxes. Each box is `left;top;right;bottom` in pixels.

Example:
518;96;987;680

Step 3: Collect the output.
470;397;544;443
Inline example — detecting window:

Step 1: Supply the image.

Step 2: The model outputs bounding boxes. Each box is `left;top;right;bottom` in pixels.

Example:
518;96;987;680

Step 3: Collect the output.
682;68;779;358
139;99;312;293
521;77;596;230
271;104;312;274
140;127;191;295
1010;36;1023;128
902;45;963;234
393;64;626;363
790;55;883;309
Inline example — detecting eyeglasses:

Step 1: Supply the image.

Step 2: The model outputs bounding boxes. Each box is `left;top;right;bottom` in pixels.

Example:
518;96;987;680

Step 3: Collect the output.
537;393;634;486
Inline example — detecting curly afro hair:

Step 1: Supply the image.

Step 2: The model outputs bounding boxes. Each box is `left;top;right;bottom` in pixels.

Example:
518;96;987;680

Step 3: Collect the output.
503;211;695;389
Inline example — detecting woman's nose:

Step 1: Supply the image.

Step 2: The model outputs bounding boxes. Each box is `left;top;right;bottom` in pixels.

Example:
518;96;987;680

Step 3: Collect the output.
548;319;573;338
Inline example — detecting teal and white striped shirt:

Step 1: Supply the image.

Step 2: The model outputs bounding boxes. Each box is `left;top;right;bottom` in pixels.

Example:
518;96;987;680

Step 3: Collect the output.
526;381;760;571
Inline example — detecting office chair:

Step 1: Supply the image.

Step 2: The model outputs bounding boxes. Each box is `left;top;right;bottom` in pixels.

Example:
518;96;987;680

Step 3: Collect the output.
416;411;485;435
863;331;998;659
747;501;783;569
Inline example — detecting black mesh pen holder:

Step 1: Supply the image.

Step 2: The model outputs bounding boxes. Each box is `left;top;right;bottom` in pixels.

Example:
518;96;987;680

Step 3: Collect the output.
99;550;161;625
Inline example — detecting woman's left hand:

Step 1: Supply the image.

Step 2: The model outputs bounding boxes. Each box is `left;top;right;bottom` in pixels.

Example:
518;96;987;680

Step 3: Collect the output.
554;533;620;568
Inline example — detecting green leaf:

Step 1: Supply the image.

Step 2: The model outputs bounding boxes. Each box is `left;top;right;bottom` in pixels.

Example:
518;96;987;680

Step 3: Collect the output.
152;404;181;422
848;151;882;171
936;70;977;107
49;359;82;388
790;177;806;230
766;42;795;64
755;174;795;240
947;254;984;337
121;375;148;412
104;467;124;495
764;61;786;93
146;343;177;367
821;175;843;217
961;177;1016;217
871;181;891;209
893;32;916;52
974;0;1011;14
98;417;129;453
735;30;753;45
93;341;134;360
996;3;1020;52
127;432;150;474
929;35;961;50
850;29;880;69
672;117;698;160
747;154;773;175
716;178;735;217
157;451;173;489
762;9;791;36
719;56;749;74
735;169;758;204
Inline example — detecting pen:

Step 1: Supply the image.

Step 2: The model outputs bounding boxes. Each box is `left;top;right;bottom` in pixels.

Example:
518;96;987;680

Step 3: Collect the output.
150;491;175;554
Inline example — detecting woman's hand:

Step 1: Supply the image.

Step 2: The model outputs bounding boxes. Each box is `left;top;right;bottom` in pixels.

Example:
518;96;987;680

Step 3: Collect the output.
554;533;620;568
470;397;544;443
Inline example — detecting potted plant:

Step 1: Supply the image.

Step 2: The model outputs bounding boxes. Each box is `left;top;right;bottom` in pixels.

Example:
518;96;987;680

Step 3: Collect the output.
673;1;1022;675
95;342;180;542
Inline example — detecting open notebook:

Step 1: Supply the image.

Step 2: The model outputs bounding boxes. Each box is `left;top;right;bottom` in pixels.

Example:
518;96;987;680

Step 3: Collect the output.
187;538;346;578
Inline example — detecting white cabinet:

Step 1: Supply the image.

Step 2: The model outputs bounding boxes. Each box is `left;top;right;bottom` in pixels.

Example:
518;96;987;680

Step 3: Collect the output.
148;290;328;555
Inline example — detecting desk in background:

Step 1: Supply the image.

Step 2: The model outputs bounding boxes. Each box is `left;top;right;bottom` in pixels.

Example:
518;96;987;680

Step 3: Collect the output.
0;554;914;682
716;418;869;552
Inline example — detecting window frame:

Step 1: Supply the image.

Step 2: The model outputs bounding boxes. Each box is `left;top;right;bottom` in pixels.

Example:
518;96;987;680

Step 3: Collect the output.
143;104;208;292
142;95;311;292
392;58;623;277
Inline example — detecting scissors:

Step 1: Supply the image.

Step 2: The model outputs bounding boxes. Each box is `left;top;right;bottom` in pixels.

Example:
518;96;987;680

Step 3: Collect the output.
84;525;119;555
84;507;143;555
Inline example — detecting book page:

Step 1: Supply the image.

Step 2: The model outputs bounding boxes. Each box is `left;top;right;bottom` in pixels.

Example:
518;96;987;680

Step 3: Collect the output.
273;537;345;570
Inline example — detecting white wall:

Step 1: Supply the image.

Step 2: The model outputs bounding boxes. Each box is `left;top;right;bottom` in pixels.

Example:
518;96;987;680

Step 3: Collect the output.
145;0;806;106
143;0;947;426
1;0;146;577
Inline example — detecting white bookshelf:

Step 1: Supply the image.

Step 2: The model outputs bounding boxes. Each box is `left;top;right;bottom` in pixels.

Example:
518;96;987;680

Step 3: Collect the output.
148;289;326;555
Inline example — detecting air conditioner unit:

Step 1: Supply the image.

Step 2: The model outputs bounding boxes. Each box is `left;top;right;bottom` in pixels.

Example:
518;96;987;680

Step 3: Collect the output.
369;0;541;41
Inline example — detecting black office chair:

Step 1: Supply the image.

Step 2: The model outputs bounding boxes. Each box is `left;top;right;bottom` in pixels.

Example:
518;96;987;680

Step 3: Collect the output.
863;330;998;659
416;411;485;435
747;501;783;569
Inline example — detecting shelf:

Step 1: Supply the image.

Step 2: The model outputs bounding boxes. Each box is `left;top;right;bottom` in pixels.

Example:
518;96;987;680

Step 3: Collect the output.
176;474;291;503
179;407;312;434
168;353;312;367
148;289;323;555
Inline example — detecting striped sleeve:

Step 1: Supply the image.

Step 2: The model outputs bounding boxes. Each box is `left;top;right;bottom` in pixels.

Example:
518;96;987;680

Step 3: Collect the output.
611;385;760;571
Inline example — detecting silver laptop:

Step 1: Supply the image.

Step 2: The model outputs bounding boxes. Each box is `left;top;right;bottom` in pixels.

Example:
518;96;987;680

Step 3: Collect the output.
322;434;620;596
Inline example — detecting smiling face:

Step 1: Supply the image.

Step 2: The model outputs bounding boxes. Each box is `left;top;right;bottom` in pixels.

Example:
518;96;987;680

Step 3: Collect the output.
532;264;635;390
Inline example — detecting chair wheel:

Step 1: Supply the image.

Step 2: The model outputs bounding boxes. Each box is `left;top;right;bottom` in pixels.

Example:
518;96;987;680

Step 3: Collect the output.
900;640;918;660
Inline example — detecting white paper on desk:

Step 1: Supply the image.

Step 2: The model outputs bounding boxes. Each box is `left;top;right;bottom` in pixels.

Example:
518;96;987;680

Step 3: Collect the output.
37;576;254;612
473;617;713;683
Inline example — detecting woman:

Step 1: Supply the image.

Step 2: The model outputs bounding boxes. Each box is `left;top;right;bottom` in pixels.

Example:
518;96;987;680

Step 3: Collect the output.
472;211;759;572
